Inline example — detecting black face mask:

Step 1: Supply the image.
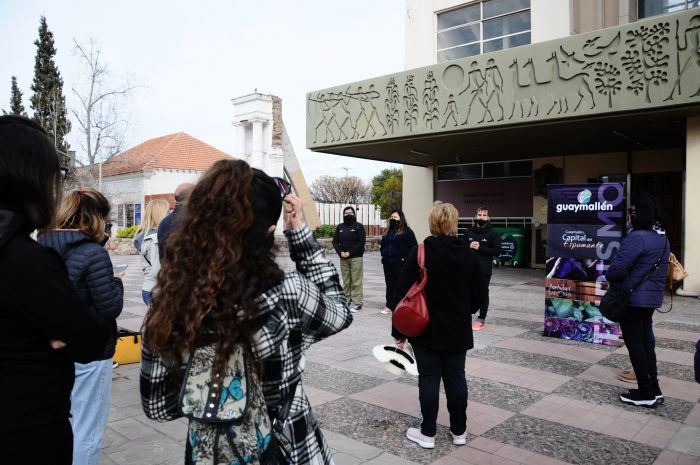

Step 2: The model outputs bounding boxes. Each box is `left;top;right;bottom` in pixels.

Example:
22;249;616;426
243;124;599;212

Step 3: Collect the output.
389;219;400;229
475;219;488;227
343;215;355;225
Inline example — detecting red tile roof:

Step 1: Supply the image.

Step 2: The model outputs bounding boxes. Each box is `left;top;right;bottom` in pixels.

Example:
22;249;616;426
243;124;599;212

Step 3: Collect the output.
102;132;232;177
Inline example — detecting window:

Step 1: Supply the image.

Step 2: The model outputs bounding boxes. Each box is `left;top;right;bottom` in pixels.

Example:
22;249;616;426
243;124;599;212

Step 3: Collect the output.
437;0;531;63
437;160;532;181
639;0;700;18
116;203;140;228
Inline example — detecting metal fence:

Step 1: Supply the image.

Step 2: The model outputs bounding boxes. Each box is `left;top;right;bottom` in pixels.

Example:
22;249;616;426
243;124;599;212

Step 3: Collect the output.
315;203;385;235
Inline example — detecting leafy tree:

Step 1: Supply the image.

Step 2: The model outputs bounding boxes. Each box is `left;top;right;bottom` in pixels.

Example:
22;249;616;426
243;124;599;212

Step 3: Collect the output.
310;175;370;203
3;76;27;116
30;16;71;168
371;168;402;217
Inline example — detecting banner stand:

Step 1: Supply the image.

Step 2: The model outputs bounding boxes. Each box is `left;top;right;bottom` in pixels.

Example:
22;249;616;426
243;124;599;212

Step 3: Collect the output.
543;183;625;346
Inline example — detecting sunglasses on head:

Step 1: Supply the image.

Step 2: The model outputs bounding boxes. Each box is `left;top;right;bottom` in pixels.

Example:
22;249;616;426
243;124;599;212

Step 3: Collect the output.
271;177;292;198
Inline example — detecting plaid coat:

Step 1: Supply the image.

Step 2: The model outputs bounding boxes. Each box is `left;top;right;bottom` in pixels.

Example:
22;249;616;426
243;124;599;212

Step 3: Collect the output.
141;226;352;464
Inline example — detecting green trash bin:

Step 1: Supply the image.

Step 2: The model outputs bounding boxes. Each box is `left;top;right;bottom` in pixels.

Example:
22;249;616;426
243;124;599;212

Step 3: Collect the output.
495;227;530;267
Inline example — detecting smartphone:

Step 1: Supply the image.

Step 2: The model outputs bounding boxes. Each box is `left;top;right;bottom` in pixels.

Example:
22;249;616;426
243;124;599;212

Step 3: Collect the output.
113;264;128;273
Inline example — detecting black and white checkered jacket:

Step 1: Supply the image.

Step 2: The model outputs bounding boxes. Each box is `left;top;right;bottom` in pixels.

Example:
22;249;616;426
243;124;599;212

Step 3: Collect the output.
140;226;352;464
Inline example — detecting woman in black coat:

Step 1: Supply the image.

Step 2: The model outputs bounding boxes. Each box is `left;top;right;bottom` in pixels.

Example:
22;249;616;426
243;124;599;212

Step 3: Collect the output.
0;116;108;464
380;209;417;314
392;201;486;449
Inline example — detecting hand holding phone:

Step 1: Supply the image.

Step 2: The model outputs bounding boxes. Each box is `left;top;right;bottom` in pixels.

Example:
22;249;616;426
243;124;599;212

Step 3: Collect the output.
113;264;128;274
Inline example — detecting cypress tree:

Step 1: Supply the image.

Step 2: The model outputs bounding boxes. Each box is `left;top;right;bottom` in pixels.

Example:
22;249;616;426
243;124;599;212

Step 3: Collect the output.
9;76;27;116
30;16;71;167
2;76;27;116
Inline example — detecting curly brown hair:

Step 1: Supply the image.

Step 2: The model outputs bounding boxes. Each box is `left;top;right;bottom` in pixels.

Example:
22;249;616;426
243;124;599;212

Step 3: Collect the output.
142;159;284;376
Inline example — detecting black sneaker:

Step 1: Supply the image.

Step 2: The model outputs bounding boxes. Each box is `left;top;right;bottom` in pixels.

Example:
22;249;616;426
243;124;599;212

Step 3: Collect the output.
620;389;658;408
653;385;664;405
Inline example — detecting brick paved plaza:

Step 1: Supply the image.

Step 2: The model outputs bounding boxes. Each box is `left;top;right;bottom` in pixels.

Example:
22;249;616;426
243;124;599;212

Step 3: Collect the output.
106;251;700;465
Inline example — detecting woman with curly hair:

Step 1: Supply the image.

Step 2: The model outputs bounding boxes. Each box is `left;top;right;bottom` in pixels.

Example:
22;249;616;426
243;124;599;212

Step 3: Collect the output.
140;159;352;464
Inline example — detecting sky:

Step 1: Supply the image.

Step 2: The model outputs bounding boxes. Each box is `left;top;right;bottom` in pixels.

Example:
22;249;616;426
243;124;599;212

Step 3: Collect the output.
0;0;405;184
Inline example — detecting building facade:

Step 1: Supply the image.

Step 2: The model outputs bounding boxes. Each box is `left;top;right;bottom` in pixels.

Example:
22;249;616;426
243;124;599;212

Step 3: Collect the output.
306;0;700;295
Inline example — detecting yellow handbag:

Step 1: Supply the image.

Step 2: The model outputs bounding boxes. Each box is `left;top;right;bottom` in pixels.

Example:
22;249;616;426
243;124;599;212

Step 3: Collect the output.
114;328;142;365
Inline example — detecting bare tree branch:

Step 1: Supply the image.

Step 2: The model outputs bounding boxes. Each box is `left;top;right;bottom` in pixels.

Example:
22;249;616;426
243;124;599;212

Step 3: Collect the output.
310;175;370;203
70;37;140;187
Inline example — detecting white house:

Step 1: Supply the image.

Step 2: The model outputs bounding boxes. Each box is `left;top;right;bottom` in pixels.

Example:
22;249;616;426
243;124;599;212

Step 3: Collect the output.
100;132;232;233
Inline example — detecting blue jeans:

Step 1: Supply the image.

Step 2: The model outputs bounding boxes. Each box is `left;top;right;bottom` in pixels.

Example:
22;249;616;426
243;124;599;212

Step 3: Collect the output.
142;290;151;306
70;359;112;465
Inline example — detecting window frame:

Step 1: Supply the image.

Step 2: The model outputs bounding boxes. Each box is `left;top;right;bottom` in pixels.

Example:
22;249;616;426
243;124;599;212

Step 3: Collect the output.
437;0;531;63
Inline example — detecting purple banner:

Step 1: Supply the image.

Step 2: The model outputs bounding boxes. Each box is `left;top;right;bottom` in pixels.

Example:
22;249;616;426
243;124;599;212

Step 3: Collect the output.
544;183;625;346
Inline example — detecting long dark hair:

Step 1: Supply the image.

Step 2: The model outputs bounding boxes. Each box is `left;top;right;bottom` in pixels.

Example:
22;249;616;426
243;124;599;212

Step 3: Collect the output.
631;192;666;231
0;115;62;230
143;159;284;375
383;208;408;236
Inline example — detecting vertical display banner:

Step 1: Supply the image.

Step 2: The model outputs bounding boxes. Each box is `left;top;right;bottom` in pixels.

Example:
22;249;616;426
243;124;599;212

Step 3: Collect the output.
545;183;625;346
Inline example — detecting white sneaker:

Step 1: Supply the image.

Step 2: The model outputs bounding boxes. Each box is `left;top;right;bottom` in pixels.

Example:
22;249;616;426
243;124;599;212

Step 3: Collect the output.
380;307;392;314
451;431;467;445
349;305;362;313
406;427;435;449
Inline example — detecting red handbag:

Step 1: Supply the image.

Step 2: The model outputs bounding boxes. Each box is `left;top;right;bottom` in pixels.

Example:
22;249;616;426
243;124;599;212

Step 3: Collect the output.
392;243;429;337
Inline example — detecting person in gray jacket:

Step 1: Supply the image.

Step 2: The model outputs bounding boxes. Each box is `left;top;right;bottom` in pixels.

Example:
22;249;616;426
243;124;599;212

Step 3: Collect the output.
38;188;124;465
135;199;170;306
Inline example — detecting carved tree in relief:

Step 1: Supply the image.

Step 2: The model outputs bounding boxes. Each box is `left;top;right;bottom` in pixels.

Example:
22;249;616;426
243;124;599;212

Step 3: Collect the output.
422;71;440;129
403;75;418;132
585;62;622;108
621;22;670;103
385;78;400;134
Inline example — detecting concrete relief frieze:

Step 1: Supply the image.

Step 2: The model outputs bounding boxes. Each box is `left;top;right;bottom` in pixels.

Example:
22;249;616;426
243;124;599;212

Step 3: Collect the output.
307;10;700;149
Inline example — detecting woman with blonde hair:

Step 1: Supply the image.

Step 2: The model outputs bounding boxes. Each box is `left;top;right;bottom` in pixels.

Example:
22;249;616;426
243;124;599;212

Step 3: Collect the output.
392;201;486;450
136;199;170;305
38;187;124;465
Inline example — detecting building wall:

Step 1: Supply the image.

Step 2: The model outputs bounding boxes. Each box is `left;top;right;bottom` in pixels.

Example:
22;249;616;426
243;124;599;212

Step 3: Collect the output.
149;169;202;195
683;117;700;294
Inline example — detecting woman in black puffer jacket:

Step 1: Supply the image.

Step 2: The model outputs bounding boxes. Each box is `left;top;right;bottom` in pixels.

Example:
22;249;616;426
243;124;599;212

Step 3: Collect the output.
38;188;124;465
380;209;417;314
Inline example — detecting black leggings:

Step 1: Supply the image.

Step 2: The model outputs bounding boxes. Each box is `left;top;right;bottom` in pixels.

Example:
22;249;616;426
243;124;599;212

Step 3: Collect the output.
619;307;658;395
383;261;404;309
412;344;468;437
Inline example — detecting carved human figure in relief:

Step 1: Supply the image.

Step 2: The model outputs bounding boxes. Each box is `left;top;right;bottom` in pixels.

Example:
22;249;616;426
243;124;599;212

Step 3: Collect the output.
459;61;487;125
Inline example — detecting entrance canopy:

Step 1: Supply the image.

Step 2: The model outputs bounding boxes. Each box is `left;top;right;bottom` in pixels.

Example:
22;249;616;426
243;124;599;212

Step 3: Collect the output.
306;9;700;166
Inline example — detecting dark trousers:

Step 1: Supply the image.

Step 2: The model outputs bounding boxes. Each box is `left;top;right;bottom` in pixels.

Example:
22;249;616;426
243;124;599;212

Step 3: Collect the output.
620;307;658;396
383;261;404;309
477;273;492;322
3;418;72;464
412;344;468;437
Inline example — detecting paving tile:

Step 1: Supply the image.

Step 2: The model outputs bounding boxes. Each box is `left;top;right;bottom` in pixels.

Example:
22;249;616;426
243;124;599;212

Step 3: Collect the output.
466;358;571;392
314;398;463;465
303;361;388;396
614;346;695;366
576;365;700;402
522;394;680;448
553;378;695;423
484;414;661;465
598;353;696;383
469;346;591;377
666;425;700;458
517;330;618;351
305;385;344;407
684;404;700;427
653;450;700;465
493;337;609;363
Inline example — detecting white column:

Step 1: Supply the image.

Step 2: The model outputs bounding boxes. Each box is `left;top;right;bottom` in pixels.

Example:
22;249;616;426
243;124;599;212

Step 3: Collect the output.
680;116;700;295
234;123;247;160
402;165;434;241
250;120;264;169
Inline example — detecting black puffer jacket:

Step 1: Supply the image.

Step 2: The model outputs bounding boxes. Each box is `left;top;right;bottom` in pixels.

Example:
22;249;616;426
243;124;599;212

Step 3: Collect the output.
0;208;108;433
38;231;124;360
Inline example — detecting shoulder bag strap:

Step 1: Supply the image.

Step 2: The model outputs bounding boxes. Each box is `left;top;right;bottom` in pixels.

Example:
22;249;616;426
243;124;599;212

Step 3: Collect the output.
631;238;668;292
416;243;427;289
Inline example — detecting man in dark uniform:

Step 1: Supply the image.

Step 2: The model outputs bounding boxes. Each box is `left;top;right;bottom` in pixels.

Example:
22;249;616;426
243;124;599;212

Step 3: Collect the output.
465;206;501;330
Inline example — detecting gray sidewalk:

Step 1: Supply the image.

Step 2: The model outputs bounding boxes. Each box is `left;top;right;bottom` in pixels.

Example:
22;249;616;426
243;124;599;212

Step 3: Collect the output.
106;252;700;465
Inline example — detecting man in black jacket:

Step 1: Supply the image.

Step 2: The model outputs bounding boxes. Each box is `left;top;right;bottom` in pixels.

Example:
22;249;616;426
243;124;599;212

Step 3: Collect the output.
465;206;501;330
157;183;194;258
332;206;366;312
